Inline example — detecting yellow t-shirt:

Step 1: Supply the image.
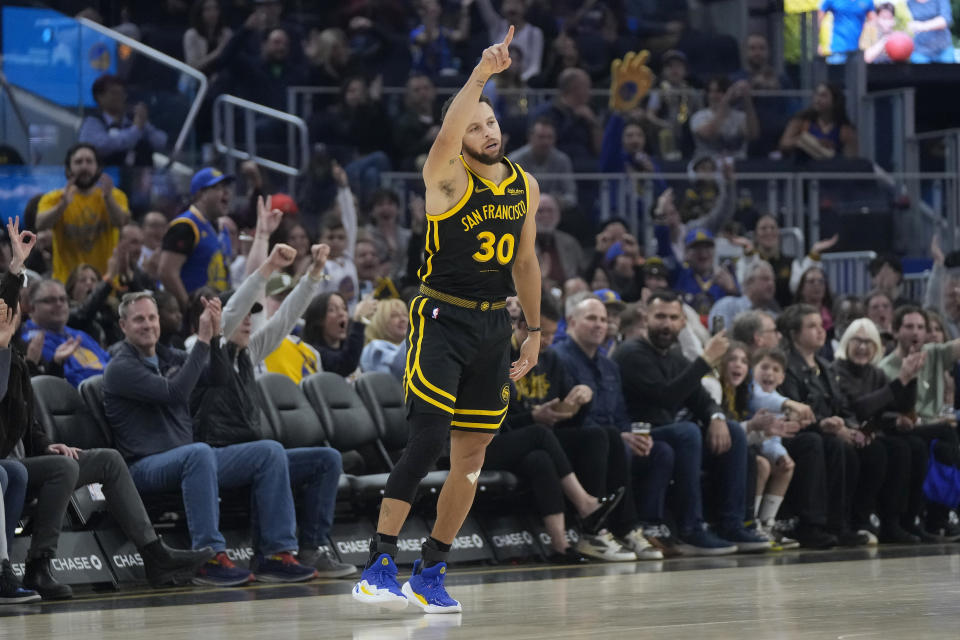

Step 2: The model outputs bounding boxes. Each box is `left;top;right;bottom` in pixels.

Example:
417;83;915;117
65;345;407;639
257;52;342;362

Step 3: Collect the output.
40;187;128;284
263;336;321;385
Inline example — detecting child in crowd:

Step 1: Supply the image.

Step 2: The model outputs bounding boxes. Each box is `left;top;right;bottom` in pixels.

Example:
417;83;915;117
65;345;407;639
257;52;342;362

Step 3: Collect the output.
749;347;798;539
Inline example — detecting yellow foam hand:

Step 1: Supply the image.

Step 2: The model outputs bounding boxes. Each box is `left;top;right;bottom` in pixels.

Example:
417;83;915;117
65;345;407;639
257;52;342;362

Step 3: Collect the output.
609;50;654;112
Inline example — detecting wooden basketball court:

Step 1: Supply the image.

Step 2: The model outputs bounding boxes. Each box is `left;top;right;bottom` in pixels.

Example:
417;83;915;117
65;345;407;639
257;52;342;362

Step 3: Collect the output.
2;545;959;639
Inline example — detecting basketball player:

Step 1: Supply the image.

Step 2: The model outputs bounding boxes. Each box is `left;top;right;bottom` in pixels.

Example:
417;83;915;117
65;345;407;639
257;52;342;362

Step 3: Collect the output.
353;26;542;614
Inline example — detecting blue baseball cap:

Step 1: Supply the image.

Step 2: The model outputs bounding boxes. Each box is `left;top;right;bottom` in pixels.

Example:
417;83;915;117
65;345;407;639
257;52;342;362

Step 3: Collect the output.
190;167;234;196
684;228;715;248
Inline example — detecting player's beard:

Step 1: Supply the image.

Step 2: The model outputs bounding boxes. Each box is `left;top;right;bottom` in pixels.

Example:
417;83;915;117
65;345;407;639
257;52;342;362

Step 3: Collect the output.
463;140;504;166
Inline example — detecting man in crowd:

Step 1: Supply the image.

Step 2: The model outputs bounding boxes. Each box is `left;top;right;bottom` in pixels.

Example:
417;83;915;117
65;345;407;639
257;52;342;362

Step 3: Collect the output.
159;168;232;310
22;279;110;387
613;290;770;555
532;68;602;173
78;75;167;167
554;296;675;560
673;229;739;317
510;119;577;209
364;189;411;281
37;144;131;284
732;309;781;351
103;292;317;586
0;220;211;600
708;260;779;332
192;239;356;577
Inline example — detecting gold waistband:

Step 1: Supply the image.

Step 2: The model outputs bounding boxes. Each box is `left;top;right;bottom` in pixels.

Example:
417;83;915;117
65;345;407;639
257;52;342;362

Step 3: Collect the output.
418;284;507;311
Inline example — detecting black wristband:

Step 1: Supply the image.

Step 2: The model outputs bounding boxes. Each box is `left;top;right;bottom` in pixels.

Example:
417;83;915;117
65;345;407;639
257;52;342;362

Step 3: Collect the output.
527;327;542;332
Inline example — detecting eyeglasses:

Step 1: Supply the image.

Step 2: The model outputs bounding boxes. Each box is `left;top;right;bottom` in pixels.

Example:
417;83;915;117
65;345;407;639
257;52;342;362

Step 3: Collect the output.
35;296;68;305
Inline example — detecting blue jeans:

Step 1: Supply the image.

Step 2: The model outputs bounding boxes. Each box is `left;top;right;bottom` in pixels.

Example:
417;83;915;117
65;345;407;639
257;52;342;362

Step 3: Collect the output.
128;441;298;555
631;440;675;525
249;447;342;549
0;459;28;549
910;47;955;63
651;420;747;534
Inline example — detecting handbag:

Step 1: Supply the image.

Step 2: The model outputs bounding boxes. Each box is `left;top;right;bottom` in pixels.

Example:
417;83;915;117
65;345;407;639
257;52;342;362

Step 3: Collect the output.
922;439;960;508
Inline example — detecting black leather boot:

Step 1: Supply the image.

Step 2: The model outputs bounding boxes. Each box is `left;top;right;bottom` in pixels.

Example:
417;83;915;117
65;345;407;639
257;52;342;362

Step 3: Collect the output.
23;555;73;600
140;539;215;587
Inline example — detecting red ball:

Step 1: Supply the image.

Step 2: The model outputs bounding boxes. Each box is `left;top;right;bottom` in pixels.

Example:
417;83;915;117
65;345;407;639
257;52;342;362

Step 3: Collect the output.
885;32;914;62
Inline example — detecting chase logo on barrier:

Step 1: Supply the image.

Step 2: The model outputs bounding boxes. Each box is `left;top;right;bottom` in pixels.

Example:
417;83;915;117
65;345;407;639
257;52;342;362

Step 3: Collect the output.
10;532;114;586
482;515;544;562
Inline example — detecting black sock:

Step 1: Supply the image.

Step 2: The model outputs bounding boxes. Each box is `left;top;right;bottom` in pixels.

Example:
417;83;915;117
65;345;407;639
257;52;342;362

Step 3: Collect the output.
365;534;399;569
421;536;451;569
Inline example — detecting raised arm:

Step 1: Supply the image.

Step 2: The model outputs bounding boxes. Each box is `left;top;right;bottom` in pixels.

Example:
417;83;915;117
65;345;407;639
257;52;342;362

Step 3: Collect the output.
422;26;514;214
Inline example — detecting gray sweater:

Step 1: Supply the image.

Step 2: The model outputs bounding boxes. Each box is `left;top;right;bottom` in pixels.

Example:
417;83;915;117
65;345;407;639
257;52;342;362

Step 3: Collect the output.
103;340;211;460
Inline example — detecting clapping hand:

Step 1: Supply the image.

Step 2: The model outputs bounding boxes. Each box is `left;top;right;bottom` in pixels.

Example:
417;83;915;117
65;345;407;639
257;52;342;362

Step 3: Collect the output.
0;300;16;347
53;336;81;364
197;297;222;343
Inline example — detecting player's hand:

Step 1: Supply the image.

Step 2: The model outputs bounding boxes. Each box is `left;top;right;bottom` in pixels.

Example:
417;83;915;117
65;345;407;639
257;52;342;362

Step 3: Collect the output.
476;25;513;77
509;330;539;380
609;50;654;112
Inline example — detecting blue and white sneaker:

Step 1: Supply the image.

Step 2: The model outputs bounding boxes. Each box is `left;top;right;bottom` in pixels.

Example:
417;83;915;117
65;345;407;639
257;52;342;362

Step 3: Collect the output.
352;554;408;610
402;560;462;614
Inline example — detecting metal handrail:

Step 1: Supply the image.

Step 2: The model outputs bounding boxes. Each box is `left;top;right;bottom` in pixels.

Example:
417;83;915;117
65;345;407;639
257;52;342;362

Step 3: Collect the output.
212;94;309;177
909;128;960;142
76;17;207;163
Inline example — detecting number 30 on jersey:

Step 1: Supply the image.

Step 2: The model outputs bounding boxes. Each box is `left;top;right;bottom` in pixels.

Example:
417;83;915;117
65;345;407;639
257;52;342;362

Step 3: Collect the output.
472;231;515;265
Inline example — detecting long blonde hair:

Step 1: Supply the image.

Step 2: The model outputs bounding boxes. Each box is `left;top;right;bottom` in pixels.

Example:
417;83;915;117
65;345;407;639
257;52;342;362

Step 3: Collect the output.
365;298;408;345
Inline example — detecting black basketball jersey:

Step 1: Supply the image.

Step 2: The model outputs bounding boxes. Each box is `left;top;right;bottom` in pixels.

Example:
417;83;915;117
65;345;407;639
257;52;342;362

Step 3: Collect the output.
418;155;530;300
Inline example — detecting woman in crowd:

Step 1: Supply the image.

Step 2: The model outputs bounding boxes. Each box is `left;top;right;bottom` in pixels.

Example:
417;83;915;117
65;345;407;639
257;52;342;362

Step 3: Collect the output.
832;318;924;543
864;290;895;352
716;342;794;547
738;215;836;308
360;298;408;379
907;0;956;63
795;266;836;356
182;0;233;77
925;309;956;414
779;83;858;160
690;76;758;160
302;292;376;378
65;263;118;346
778;304;868;547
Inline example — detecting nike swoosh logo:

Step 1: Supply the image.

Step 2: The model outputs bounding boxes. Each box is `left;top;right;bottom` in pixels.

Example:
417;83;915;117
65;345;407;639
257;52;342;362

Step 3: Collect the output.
475;185;491;193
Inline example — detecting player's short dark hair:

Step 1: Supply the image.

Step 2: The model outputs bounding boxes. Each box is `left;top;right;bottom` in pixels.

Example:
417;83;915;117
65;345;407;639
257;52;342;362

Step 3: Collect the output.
64;143;100;172
440;93;494;124
892;305;927;332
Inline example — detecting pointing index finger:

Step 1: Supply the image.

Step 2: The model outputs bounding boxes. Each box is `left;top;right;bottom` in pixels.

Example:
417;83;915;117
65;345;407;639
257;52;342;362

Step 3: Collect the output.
503;24;514;47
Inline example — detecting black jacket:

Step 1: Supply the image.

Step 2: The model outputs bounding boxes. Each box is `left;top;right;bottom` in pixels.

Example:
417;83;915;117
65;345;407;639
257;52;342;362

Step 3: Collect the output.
505;340;583;431
0;346;54;459
779;346;849;431
612;337;721;427
191;341;263;447
831;359;916;431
